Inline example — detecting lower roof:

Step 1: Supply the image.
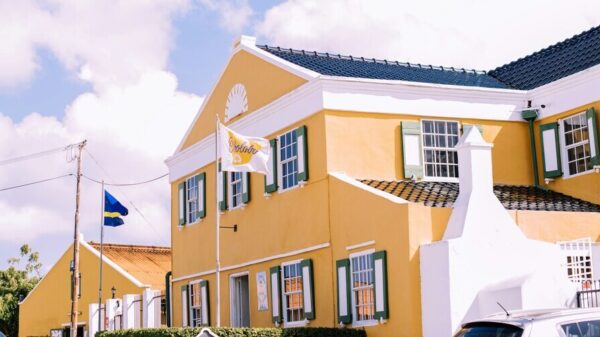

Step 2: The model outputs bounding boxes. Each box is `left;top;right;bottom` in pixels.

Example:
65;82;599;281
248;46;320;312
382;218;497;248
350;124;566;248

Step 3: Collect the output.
89;242;171;290
361;179;600;212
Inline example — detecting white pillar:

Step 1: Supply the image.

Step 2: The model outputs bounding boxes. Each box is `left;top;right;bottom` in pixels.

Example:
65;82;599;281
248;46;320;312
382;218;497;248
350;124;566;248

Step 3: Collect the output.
122;294;141;329
142;289;162;328
106;299;122;331
88;303;105;336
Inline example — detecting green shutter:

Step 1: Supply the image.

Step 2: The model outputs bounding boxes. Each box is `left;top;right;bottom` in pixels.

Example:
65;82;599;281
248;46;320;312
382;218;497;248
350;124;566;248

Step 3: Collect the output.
401;121;423;179
178;181;186;226
218;162;227;211
300;259;315;320
539;123;563;178
336;259;352;324
242;172;251;204
462;124;484;136
270;265;282;323
196;173;206;219
264;139;278;193
587;108;600;166
296;125;309;182
200;280;210;326
373;251;389;320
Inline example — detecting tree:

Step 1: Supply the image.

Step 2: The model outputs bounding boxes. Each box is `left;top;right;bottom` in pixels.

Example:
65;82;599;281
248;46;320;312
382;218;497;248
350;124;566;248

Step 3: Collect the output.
0;245;43;337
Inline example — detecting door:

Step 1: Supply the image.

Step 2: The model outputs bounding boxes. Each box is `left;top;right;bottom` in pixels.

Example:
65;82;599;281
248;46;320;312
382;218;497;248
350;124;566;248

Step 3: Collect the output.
230;274;250;327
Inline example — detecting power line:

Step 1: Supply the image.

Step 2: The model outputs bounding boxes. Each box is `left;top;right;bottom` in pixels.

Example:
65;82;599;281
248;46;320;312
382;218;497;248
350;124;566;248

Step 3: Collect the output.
83;149;164;240
0;141;84;166
0;174;74;192
82;173;168;186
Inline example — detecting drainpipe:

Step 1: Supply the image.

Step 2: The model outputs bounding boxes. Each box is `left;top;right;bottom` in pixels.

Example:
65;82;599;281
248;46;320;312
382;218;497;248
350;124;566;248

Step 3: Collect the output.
165;271;172;327
522;102;540;187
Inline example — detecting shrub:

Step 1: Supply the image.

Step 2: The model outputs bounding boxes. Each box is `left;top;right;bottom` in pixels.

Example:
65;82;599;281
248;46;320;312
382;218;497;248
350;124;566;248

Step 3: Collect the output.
96;327;365;337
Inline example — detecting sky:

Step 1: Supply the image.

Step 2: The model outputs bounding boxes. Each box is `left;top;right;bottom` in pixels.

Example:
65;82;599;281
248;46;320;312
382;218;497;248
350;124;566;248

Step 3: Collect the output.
1;0;600;273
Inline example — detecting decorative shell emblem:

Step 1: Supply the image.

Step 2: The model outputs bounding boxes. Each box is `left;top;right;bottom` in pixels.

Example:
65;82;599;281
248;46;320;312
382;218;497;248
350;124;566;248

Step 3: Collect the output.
224;83;248;122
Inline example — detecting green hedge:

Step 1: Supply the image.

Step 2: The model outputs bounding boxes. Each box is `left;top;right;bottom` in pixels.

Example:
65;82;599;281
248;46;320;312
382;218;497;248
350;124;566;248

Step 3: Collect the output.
96;327;366;337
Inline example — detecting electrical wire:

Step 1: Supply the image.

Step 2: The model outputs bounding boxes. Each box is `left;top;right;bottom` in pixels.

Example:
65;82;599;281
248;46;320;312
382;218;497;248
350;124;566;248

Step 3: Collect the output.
83;149;164;240
0;141;84;166
0;174;74;192
81;173;168;186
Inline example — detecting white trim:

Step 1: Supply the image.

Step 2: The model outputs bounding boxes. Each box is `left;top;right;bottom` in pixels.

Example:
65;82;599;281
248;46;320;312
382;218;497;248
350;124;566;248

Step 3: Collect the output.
349;248;375;259
172;37;317;154
329;172;409;204
172;242;330;282
189;278;203;285
229;271;251;327
558;112;593;178
348;249;376;326
346;240;376;251
173;270;216;283
280;260;306;327
530;63;600;120
166;76;530;183
229;270;250;278
60;322;86;327
165;79;323;183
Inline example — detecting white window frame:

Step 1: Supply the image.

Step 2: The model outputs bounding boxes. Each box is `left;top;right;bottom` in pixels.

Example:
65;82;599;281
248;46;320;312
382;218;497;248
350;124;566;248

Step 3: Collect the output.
281;259;307;327
278;129;299;192
188;280;204;327
421;119;460;182
559;111;594;179
228;172;243;210
349;249;377;327
558;238;594;286
186;176;199;224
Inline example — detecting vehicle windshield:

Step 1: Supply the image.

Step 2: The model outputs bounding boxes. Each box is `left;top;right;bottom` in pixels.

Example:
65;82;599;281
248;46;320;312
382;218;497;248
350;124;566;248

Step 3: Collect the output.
561;319;600;337
454;322;523;337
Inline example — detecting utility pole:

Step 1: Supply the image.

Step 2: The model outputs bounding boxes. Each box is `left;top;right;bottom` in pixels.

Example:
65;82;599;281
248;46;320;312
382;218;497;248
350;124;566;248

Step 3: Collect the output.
70;140;87;337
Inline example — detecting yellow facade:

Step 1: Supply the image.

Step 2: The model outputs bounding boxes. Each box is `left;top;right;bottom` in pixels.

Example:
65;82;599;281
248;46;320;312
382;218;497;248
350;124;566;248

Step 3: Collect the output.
19;242;165;337
168;42;600;337
534;100;600;204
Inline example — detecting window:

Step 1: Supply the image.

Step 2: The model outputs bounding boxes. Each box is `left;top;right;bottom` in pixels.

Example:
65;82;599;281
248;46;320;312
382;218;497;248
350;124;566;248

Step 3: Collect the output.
561;112;592;176
229;172;243;209
559;238;594;284
422;120;459;179
189;282;204;327
279;130;298;190
350;252;375;323
186;176;199;224
282;261;304;324
561;320;600;337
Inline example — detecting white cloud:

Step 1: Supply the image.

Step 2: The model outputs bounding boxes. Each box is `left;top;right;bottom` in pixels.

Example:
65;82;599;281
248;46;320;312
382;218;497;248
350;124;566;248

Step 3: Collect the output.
256;0;600;70
0;71;202;245
199;0;253;33
0;0;190;91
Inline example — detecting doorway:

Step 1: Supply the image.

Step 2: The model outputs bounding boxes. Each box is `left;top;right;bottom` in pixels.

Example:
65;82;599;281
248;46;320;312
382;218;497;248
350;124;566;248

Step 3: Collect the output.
230;273;250;327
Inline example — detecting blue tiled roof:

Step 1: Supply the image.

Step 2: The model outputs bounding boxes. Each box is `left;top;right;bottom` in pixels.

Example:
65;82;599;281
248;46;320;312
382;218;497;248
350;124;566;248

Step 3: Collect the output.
489;25;600;90
258;45;509;89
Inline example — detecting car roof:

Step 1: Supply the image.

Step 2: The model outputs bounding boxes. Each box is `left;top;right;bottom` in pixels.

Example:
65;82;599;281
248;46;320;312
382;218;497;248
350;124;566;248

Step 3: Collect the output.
465;308;600;327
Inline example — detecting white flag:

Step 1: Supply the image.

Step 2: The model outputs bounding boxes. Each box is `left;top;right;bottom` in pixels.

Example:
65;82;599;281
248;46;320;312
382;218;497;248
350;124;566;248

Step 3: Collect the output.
219;123;270;175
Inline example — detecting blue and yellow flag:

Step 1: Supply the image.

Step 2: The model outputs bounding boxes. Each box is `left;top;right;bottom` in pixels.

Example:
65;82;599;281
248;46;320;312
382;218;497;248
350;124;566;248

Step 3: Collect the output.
104;190;128;227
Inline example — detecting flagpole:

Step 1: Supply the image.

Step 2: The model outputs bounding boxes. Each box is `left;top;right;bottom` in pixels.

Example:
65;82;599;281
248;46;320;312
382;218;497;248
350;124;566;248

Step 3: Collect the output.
215;114;221;327
97;181;105;332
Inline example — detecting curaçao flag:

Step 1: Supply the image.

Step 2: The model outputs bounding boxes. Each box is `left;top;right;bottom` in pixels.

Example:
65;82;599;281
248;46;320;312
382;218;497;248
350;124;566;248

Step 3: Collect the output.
104;190;128;227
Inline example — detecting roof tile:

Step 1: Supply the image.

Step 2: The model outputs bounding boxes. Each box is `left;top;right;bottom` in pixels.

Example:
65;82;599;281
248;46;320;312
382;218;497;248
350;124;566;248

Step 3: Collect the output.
360;179;600;212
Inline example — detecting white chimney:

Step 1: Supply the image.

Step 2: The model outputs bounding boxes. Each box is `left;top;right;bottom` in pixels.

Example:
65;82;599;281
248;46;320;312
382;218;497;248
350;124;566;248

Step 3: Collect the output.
442;127;525;241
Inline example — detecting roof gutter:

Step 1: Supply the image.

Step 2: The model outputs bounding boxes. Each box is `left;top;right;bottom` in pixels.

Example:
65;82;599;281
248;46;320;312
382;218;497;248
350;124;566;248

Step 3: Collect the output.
165;271;172;327
522;102;540;187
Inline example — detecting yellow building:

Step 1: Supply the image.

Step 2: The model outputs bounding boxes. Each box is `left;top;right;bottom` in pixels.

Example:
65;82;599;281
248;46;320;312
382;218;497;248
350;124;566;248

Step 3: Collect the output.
19;240;171;337
165;27;600;337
